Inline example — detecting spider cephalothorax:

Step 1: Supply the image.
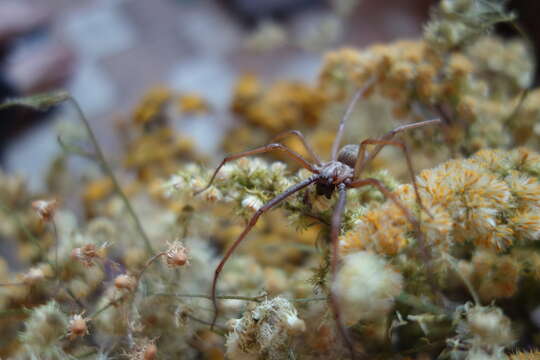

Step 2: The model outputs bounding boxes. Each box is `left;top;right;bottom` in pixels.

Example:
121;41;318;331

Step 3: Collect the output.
195;80;441;359
315;158;354;198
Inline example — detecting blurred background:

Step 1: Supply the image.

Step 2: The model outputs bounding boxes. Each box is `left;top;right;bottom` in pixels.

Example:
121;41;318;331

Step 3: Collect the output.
0;0;535;190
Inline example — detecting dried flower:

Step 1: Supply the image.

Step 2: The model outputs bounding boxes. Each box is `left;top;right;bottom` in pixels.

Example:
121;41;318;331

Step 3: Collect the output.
466;306;513;347
165;240;189;267
71;243;107;267
225;297;306;359
341;148;540;256
31;198;59;222
67;312;89;340
114;274;137;292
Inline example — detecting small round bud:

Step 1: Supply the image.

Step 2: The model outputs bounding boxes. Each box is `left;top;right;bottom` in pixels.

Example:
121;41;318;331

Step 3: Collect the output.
114;274;136;291
67;313;89;340
165;241;189;268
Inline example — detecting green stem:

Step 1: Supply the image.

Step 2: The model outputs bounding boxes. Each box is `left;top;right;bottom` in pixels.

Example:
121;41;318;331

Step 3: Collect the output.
68;97;154;254
89;296;124;319
51;220;59;277
445;256;480;305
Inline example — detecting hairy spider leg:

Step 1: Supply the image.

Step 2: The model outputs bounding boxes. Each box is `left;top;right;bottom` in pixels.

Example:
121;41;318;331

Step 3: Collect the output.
357;118;441;173
350;177;430;262
349;177;417;233
354;139;433;218
209;175;320;329
331;78;376;161
327;183;358;359
194;143;318;196
270;130;322;165
329;179;418;359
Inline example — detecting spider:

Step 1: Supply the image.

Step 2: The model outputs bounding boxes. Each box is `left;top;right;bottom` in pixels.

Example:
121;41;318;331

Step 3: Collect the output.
195;79;441;358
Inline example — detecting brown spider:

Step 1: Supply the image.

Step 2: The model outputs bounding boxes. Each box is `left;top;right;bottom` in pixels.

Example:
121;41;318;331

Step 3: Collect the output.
195;80;440;358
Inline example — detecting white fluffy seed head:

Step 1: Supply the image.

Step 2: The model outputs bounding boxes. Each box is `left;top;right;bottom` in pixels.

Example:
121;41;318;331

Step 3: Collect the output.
225;296;305;359
333;251;403;325
241;195;263;211
466;306;513;347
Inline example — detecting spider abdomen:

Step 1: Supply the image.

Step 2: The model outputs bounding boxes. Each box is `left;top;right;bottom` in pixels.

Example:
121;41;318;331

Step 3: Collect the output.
337;144;359;168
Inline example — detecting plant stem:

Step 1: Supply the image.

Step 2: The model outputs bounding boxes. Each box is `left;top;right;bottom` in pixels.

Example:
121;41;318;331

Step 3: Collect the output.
67;97;155;254
51;220;59;277
395;293;448;316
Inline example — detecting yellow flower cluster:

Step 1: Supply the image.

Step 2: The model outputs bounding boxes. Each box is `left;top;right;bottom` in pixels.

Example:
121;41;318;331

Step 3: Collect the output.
424;0;515;53
340;148;540;256
231;74;324;133
317;33;534;156
132;86;172;126
224;74;326;158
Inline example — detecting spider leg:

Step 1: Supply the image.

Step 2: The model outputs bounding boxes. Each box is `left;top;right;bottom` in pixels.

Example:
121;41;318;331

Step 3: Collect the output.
328;183;358;359
353;139;432;218
359;118;441;172
348;178;430;260
209;175;320;329
349;178;416;226
270;130;322;165
194;143;318;195
331;77;376;161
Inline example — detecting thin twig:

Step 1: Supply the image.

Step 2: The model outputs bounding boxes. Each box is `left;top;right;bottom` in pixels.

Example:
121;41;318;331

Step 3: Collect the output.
152;292;328;304
89;295;126;319
395;293;448;316
290;296;327;303
67;97;155;254
64;286;86;310
445;256;480;305
184;312;227;332
152;292;264;302
135;252;165;284
51;220;60;277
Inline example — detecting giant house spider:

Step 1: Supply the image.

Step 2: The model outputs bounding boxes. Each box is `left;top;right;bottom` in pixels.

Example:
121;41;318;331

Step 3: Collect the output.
195;79;441;359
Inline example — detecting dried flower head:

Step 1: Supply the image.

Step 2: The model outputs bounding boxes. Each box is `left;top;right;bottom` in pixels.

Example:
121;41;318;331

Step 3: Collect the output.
454;304;514;351
71;243;108;267
225;296;306;359
164;240;189;267
114;274;137;292
333;251;403;326
67;312;89;340
22;266;46;285
31;198;59;222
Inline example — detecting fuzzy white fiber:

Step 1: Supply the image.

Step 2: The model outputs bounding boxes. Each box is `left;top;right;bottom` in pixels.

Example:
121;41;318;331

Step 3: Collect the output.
333;251;403;325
